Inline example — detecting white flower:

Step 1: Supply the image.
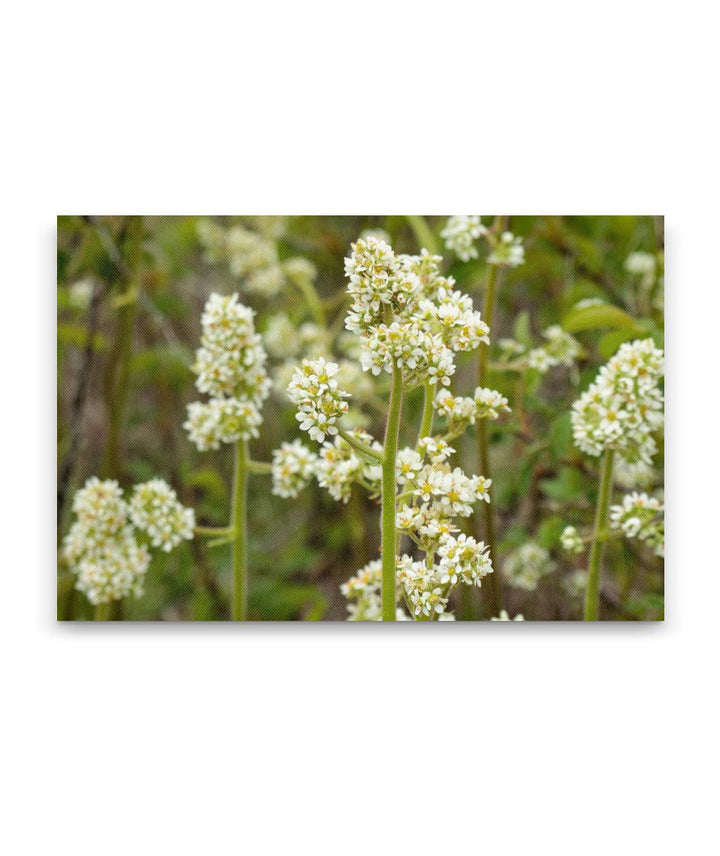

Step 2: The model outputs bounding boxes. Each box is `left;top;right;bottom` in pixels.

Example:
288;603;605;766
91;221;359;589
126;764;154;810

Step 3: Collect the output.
440;215;487;262
491;610;525;621
571;339;664;461
315;430;381;503
473;386;511;421
287;357;351;443
502;542;555;591
341;560;384;621
184;397;263;450
129;479;195;552
560;525;585;555
488;231;525;267
541;325;582;368
192;293;270;404
437;533;493;587
245;264;285;297
609;492;664;557
271;440;317;499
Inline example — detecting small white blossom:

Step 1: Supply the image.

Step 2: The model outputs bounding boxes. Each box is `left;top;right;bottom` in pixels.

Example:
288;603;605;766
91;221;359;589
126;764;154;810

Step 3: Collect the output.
287;357;351;443
560;525;585;555
571;339;664;463
271;440;317;499
488;231;525;267
609;492;664;557
503;542;555;591
129;479;195;552
440;215;487;262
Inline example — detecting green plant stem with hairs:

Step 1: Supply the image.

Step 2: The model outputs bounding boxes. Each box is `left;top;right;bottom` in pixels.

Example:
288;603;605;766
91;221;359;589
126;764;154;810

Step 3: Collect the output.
381;363;404;621
584;449;615;621
231;438;249;620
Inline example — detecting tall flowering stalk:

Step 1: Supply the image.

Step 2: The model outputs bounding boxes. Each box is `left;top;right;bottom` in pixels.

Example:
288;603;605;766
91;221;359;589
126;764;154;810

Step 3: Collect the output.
569;339;664;620
184;293;272;620
441;216;525;616
284;236;511;620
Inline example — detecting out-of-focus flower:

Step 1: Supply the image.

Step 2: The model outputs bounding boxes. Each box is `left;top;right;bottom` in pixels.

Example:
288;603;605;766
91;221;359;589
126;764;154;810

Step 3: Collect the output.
440;215;487;262
491;610;525;621
271;440;317;499
502;542;555;591
129;479;195;552
560;525;585;555
488;231;525;267
609;492;664;557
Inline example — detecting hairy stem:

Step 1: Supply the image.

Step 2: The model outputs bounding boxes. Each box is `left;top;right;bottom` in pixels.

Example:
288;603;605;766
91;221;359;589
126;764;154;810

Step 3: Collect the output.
231;439;249;620
584;449;615;621
381;363;404;621
338;427;383;462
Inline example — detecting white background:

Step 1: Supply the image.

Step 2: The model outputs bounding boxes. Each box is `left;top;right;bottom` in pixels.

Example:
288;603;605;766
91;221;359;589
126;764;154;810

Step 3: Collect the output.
2;1;718;853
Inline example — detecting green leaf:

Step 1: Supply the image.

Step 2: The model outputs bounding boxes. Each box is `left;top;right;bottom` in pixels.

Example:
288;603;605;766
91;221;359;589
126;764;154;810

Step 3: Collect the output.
540;466;584;501
562;303;636;332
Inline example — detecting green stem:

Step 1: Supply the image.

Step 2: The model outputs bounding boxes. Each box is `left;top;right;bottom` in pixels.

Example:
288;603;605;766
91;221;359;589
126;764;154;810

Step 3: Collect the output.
195;525;235;537
417;381;434;443
289;275;326;327
101;216;143;479
381;363;404;621
95;602;110;621
231;438;249;620
584;449;615;621
338;428;383;462
406;215;439;254
247;460;272;475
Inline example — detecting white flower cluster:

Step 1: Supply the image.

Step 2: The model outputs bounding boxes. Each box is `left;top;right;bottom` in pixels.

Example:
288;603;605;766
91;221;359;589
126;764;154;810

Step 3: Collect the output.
197;218;318;299
344;237;491;390
129;479;195;552
394;438;491;552
614;457;656;489
287;357;351;443
488;231;525;267
63;477;192;606
560;525;585;555
571;338;664;464
396;533;493;618
491;610;525;621
499;326;583;375
609;492;664;557
625;251;657;291
344;237;420;333
316;430;382;503
185;293;270;451
502;542;555;591
440;215;488;262
435;386;511;435
340;560;383;621
271;440;317;499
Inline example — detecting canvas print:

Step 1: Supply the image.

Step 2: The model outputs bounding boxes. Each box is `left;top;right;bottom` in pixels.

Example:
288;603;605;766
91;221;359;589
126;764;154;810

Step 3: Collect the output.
57;216;664;621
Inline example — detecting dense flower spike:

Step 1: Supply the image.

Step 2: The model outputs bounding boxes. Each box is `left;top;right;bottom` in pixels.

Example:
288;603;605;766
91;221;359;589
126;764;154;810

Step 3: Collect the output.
502;542;555;591
271;440;318;499
185;293;270;452
440;215;487;262
609;492;664;557
571;338;664;464
129;480;195;552
287;357;351;443
63;477;192;606
192;293;270;403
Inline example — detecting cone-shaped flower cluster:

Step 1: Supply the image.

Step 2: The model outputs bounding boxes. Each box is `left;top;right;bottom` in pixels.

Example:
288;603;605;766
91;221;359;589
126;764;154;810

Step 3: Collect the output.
571;338;664;464
185;293;271;450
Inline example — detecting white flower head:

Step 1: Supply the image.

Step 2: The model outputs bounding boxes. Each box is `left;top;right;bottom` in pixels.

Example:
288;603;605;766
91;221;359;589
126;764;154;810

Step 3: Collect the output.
287;357;351;443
